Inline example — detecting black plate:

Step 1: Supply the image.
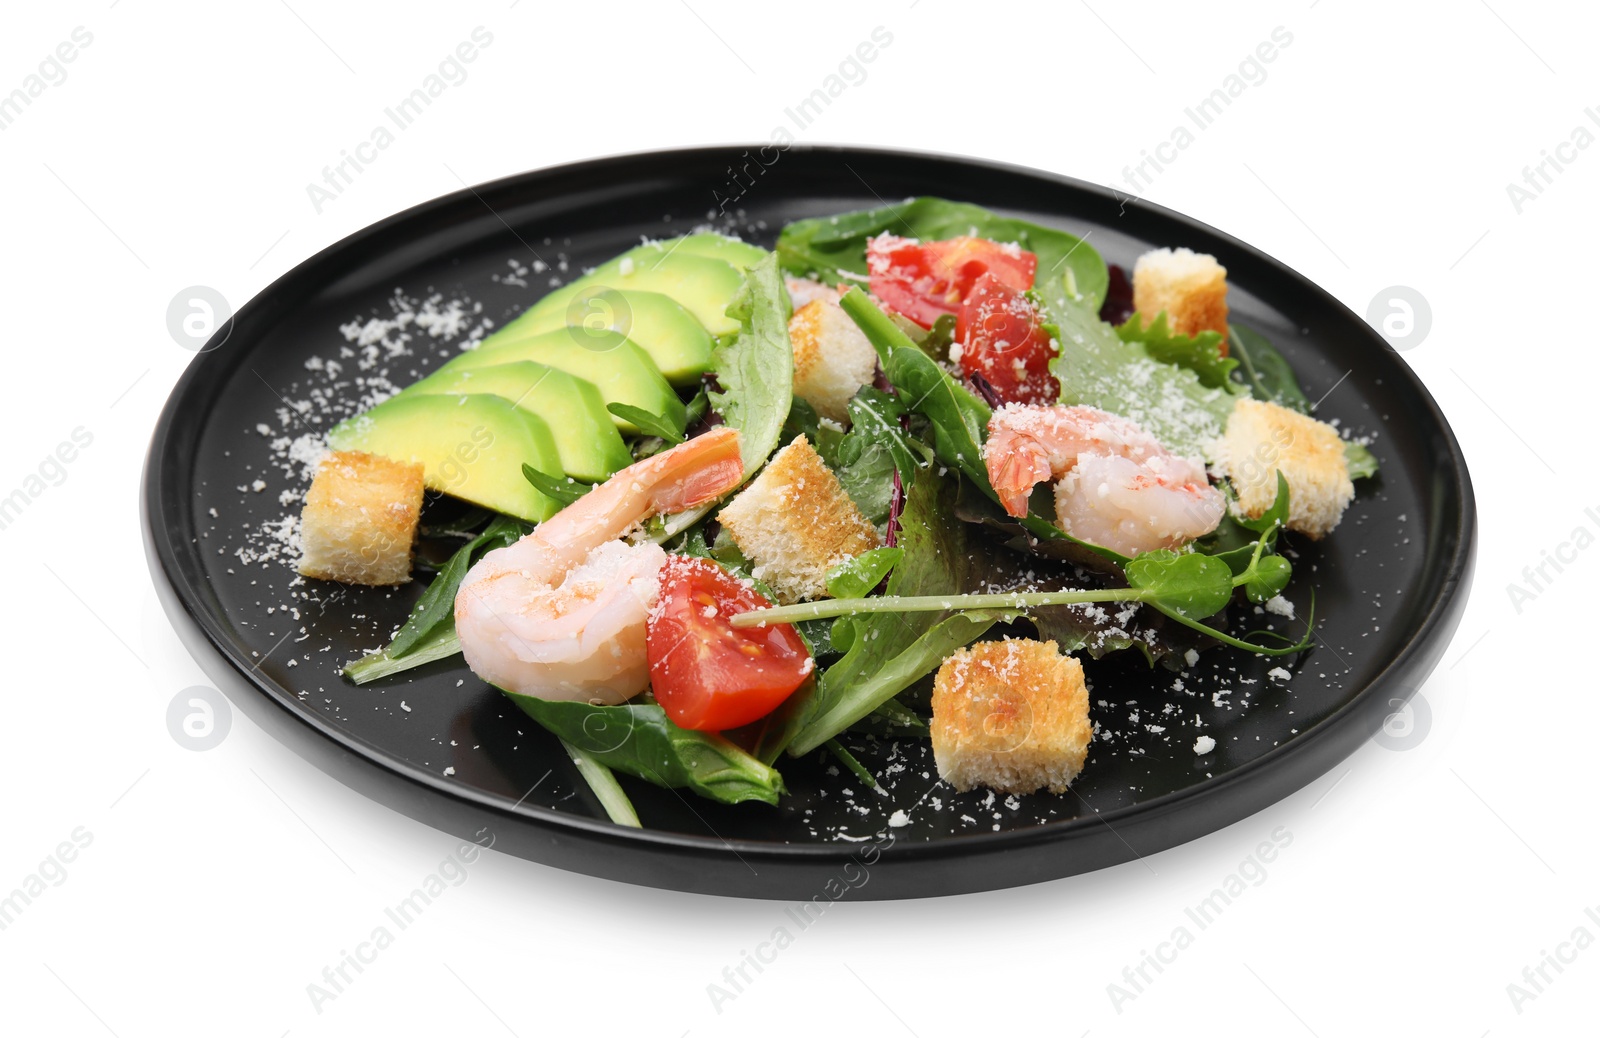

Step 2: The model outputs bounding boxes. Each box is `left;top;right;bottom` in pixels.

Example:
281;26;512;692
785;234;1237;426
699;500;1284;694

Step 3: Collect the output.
143;146;1475;899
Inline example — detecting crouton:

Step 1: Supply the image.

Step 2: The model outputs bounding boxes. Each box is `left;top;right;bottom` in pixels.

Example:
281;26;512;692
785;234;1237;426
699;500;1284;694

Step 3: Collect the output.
715;435;878;603
789;297;877;423
1220;398;1354;540
931;638;1092;796
1133;247;1230;340
297;450;425;585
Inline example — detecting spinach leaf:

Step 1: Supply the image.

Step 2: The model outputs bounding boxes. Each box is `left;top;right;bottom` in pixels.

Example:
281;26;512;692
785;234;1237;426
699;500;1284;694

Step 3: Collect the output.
710;252;794;477
1345;441;1379;480
1118;312;1237;389
778;196;1109;313
825;546;904;599
782;469;1000;757
1051;297;1246;459
509;696;786;806
1228;324;1311;413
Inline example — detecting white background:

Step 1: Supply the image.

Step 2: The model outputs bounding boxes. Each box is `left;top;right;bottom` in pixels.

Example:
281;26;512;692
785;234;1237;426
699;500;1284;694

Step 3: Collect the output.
0;1;1592;1034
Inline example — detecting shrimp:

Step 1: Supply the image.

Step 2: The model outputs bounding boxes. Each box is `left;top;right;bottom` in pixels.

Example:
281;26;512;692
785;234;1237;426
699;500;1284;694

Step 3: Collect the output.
454;426;744;704
982;403;1224;557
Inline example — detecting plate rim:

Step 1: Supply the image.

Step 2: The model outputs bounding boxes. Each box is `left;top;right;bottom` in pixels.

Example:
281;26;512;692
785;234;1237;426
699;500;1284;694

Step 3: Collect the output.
142;143;1477;878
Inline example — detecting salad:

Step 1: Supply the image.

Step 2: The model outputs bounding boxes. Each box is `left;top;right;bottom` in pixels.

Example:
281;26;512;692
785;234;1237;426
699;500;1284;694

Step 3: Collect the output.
294;197;1375;826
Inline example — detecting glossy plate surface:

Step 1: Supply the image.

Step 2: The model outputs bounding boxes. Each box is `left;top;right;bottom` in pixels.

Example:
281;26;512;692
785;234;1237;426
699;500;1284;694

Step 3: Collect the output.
143;146;1475;899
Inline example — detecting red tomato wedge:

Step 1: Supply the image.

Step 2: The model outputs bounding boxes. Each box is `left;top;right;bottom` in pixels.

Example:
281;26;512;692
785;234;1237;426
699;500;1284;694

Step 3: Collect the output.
956;273;1061;406
866;234;1037;328
646;555;813;731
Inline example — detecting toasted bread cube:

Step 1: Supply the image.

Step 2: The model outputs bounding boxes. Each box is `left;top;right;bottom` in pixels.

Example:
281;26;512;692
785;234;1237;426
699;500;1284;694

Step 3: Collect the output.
1133;247;1230;339
789;297;877;423
1220;398;1354;540
297;450;424;585
931;638;1092;796
715;435;878;604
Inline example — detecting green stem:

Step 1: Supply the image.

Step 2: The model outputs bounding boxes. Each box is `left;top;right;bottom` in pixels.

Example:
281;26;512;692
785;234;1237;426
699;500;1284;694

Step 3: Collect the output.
825;738;879;790
731;588;1148;627
839;286;920;365
561;739;641;828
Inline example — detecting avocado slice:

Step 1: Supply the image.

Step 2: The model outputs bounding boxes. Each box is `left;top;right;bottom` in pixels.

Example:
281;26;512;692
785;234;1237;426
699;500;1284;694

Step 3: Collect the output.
328;393;562;522
402;362;633;482
483;289;714;386
618;232;767;272
515;253;744;338
442;330;686;436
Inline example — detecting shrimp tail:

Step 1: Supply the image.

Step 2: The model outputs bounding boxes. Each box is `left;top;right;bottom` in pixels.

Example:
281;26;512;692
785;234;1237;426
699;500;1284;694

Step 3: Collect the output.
641;426;745;514
988;446;1052;518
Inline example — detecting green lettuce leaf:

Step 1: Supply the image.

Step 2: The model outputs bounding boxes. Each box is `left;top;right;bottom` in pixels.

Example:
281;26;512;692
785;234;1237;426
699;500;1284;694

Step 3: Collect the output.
1051;297;1247;460
1345;441;1379;480
1117;311;1237;389
710;252;793;477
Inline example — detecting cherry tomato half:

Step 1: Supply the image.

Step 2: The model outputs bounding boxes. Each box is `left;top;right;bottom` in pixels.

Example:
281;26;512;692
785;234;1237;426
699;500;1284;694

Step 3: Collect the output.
646;555;813;731
866;234;1037;328
956;273;1060;406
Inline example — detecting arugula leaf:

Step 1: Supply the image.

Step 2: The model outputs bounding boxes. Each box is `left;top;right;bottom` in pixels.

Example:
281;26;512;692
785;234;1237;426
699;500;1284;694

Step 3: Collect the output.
825;546;904;599
824;738;879;789
508;696;786;806
777;196;1109;313
1228;324;1311;413
829;388;925;524
522;464;593;507
1345;441;1379;480
710;252;794;477
606;403;685;443
1051;297;1246;459
1118;312;1237;388
782;469;999;757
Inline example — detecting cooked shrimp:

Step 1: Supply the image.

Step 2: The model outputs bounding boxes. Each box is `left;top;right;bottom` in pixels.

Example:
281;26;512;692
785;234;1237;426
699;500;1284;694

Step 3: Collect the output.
454;427;744;703
982;403;1223;557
